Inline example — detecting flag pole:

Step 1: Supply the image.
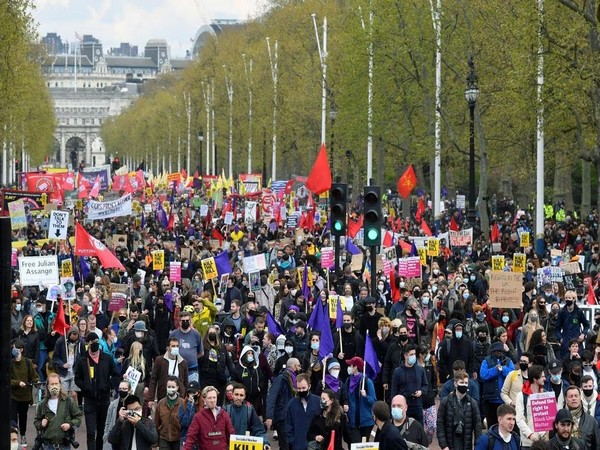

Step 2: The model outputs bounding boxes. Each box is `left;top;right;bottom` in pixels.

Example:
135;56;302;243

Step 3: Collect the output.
338;328;343;355
361;330;368;391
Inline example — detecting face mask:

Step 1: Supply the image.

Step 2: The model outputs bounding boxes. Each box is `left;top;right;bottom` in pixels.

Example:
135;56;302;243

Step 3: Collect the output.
87;305;93;312
566;300;574;307
391;407;403;421
366;305;374;311
456;384;468;394
118;390;129;399
399;334;408;342
330;369;340;379
583;388;595;398
90;342;100;353
455;331;463;339
462;292;470;300
285;346;294;355
226;392;234;401
469;275;476;282
170;347;179;356
181;321;190;330
246;355;254;363
135;331;144;339
421;297;430;305
478;336;487;343
519;363;529;372
15;304;22;312
311;342;319;351
425;354;431;362
183;263;189;270
112;336;118;345
344;323;352;330
12;348;21;358
502;316;509;323
407;355;417;365
544;291;552;297
433;269;440;275
298;390;309;398
50;387;60;396
551;374;561;383
11;443;18;450
476;312;484;321
320;399;328;409
36;306;44;313
432;286;438;293
166;387;178;398
381;327;390;335
399;282;405;288
119;316;127;322
208;333;217;341
347;367;354;376
377;284;384;291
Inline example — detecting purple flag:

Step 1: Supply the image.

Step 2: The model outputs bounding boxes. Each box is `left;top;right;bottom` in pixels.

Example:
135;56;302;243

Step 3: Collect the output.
308;302;334;359
266;311;285;337
164;292;174;312
410;241;418;257
364;331;381;378
335;297;344;329
345;238;361;256
302;263;310;301
80;257;90;282
214;251;232;277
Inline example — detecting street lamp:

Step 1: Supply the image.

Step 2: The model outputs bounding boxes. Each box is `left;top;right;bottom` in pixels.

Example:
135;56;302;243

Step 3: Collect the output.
465;57;479;226
198;130;203;175
329;104;337;175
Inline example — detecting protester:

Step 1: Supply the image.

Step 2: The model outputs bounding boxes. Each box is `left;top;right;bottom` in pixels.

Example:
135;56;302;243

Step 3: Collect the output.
107;394;158;450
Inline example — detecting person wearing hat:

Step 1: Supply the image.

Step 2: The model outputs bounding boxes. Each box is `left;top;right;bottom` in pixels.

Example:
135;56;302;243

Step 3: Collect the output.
437;321;478;384
549;409;585;450
564;384;600;450
289;320;310;359
515;364;550;448
51;326;84;397
480;341;515;428
121;320;160;365
465;304;491;342
74;332;120;450
342;356;376;443
323;358;342;394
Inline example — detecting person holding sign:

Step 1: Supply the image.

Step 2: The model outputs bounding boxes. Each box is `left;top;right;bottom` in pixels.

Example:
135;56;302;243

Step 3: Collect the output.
515;365;549;448
474;404;520;450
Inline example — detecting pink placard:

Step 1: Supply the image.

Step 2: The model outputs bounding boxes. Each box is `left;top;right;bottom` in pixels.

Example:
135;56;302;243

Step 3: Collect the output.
11;248;17;267
108;293;127;312
169;262;182;282
320;247;334;269
397;257;421;278
530;392;557;432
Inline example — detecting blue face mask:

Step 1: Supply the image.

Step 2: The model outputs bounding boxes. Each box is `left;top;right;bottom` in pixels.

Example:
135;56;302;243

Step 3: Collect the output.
551;374;561;383
311;342;319;351
391;407;403;421
502;316;509;323
455;331;463;339
408;355;417;365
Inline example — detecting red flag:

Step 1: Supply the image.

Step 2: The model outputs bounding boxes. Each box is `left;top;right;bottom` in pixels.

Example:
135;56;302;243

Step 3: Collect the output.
52;298;69;336
586;277;597;305
75;222;126;270
211;227;225;245
347;215;364;239
389;270;401;303
181;168;188;180
327;430;336;450
305;144;332;195
166;211;175;230
383;231;393;247
89;175;101;198
490;223;500;243
92;296;100;315
136;170;145;190
284;179;294;194
450;216;460;232
420;220;432;237
399;240;412;254
415;197;425;222
397;165;417;199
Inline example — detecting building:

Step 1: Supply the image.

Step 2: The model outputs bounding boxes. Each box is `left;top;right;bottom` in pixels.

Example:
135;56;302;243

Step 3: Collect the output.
191;19;242;57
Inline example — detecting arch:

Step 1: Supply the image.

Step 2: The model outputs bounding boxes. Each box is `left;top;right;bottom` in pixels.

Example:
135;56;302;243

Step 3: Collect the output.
66;136;86;170
52;137;60;164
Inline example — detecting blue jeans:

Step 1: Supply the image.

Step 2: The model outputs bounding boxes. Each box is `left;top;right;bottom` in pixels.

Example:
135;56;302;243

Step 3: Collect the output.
37;349;49;382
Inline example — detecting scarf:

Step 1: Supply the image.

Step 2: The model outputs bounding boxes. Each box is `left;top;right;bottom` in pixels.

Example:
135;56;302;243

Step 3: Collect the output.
349;373;361;393
166;395;178;408
286;368;297;390
570;404;583;438
325;374;340;392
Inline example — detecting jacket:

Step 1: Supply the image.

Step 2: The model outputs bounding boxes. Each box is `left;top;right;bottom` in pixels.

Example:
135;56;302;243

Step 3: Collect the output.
383;341;407;385
147;353;189;402
34;394;82;445
265;369;296;422
480;355;514;403
16;329;40;361
11;356;39;402
231;346;262;407
107;415;158;450
51;327;84;377
500;369;525;405
286;393;322;450
556;305;589;351
390;363;429;409
343;374;376;429
378;420;409;450
437;336;477;382
582;392;600;424
224;403;269;445
440;378;480;403
474;424;520;450
155;396;188;442
103;398;125;450
436;392;482;450
182;407;235;450
515;382;548;448
74;350;119;401
307;410;350;450
572;410;600;450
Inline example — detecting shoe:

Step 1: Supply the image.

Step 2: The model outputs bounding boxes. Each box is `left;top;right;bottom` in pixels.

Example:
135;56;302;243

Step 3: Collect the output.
273;430;278;441
21;436;27;446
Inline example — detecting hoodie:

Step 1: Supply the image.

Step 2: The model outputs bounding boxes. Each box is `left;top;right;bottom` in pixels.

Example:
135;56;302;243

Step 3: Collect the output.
231;345;262;411
51;326;84;377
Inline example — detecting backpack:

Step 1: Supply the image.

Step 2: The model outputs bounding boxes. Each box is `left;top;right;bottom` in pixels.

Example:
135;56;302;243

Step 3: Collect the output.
486;432;520;450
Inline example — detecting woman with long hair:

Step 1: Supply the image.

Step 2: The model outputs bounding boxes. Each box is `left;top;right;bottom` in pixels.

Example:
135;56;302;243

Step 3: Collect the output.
199;325;234;401
16;315;39;363
77;317;88;342
307;389;349;450
528;328;556;367
262;332;278;373
520;309;542;354
121;341;150;401
493;326;518;363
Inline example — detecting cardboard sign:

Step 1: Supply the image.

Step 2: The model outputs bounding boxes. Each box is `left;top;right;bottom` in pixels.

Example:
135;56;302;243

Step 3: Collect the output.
350;252;364;272
488;272;523;309
320;247;334;269
418;247;427;266
427;238;440;257
152;250;165;270
169;261;182;282
449;228;473;247
229;434;263;450
61;258;74;278
562;261;581;275
49;210;70;240
397;257;421;278
201;257;218;280
124;366;142;392
551;249;563;266
491;255;505;271
19;255;60;287
520;231;530;248
512;253;526;272
8;199;27;230
530;392;557;432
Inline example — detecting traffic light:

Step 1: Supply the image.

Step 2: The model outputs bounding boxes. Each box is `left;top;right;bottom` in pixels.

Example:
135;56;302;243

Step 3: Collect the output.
14;159;20;172
330;183;347;236
363;185;382;246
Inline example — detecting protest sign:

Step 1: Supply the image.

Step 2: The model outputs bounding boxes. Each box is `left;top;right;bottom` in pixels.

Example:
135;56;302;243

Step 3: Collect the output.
169;261;182;282
8;199;27;230
427;238;440;257
19;255;59;286
86;193;132;220
491;256;505;271
329;295;346;320
244;201;258;223
249;271;261;292
320;247;334;269
520;231;530;248
512;253;526;272
201;257;218;280
49;210;69;240
229;434;263;450
418;247;427;266
530;392;557;432
61;277;76;300
108;292;127;312
11;248;17;267
397;257;421;278
350;252;364;272
152;250;165;270
456;195;466;209
562;261;581;275
449;228;473;247
536;266;564;287
124;366;142;392
551;249;563;266
61;258;74;278
224;211;234;225
243;254;267;273
488;272;523;309
563;274;578;291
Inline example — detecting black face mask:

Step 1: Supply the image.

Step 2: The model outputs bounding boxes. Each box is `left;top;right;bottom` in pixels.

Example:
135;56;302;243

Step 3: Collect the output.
399;335;408;342
119;316;127;322
478;336;487;343
181;321;190;330
208;333;217;341
583;388;595;398
366;305;374;311
118;391;129;399
456;385;468;394
90;342;99;353
566;300;574;307
298;390;309;398
519;363;529;372
343;323;352;330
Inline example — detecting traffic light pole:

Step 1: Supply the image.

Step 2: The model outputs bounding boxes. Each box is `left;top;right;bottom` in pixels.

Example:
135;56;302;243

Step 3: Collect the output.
334;234;341;285
370;245;377;297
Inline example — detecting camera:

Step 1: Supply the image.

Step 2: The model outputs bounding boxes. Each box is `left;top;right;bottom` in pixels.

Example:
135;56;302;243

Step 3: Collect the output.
454;421;464;436
63;428;80;448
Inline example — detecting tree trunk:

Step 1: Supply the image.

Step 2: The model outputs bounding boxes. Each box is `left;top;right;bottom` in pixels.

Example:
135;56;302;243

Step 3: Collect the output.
581;159;591;217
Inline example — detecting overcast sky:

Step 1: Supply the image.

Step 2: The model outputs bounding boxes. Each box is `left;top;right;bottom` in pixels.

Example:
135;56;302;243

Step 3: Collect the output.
33;0;261;57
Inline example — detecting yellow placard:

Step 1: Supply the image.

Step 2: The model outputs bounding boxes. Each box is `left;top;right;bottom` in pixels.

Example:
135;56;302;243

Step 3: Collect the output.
520;232;530;248
491;255;505;272
418;247;427;266
297;266;314;288
427;239;439;257
152;250;165;270
229;435;263;450
201;257;218;280
513;253;526;272
328;295;347;320
61;259;74;278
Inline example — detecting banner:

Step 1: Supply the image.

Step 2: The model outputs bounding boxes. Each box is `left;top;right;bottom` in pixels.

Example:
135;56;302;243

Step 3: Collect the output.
82;165;111;190
530;392;557;432
449;228;473;247
1;189;46;213
488;272;522;309
86;193;132;220
320;247;334;269
169;261;182;282
229;435;263;450
19;255;60;286
239;174;263;194
398;257;421;278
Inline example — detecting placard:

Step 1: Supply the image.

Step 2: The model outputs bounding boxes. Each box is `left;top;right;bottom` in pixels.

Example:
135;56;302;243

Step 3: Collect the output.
456;195;466;210
48;210;70;240
124;366;142;392
536;266;564;287
427;238;440;257
491;255;505;271
286;214;298;229
397;257;421;278
520;231;530;248
512;253;526;272
170;261;182;282
224;211;234;225
61;258;74;278
18;255;60;287
563;274;578;291
229;434;263;450
152;250;165;270
449;228;473;247
488;272;523;309
243;254;267;273
201;257;218;280
350;252;364;272
350;443;379;450
61;277;76;300
530;392;557;432
320;247;334;269
244;201;257;223
562;261;581;275
551;249;563;266
108;292;127;312
418;247;427;266
11;248;17;267
329;295;347;320
85;193;132;220
8;199;27;230
249;271;261;292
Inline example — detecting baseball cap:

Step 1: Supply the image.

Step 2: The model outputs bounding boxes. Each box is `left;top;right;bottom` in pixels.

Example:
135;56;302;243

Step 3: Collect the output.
548;360;561;375
555;409;574;424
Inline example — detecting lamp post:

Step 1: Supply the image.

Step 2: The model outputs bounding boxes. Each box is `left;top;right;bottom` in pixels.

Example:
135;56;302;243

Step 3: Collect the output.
464;57;479;226
198;130;203;175
329;104;337;174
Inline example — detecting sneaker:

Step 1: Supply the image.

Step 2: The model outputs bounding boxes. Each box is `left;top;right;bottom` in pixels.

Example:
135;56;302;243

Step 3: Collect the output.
273;430;278;441
21;436;27;446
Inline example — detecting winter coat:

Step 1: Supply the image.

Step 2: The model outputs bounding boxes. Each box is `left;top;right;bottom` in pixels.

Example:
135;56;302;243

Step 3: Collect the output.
436;392;482;450
155;396;188;442
147;353;189;402
286;393;322;450
224;402;269;444
108;415;158;450
480;355;514;404
390;363;429;409
474;424;520;450
437;336;477;383
103;398;125;450
231;346;262;409
182;407;235;450
307;410;350;450
51;328;84;377
74;350;119;401
16;329;40;361
34;394;82;445
265;369;296;422
343;374;376;429
11;357;39;403
556;305;589;354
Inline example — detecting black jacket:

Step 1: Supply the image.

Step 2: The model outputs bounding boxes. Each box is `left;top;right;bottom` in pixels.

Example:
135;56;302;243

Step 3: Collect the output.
307;410;350;450
437;392;482;450
108;416;158;450
74;351;119;401
377;420;408;450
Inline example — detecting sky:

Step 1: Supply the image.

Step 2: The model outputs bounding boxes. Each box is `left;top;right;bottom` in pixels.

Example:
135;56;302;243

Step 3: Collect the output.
33;0;262;57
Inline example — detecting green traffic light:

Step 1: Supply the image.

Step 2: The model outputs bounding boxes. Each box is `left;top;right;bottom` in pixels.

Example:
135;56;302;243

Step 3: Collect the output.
333;220;343;231
367;228;379;241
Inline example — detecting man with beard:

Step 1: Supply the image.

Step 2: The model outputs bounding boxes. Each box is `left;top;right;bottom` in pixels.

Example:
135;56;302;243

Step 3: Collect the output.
548;409;585;450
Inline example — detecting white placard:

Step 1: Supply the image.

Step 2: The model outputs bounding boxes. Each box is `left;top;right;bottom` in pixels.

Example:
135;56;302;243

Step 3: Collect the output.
19;255;60;287
200;204;208;217
49;210;70;240
124;366;142;392
243;254;267;273
224;211;234;225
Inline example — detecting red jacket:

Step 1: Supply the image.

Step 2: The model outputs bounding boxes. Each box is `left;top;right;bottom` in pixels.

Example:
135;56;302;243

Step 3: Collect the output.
182;407;235;450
